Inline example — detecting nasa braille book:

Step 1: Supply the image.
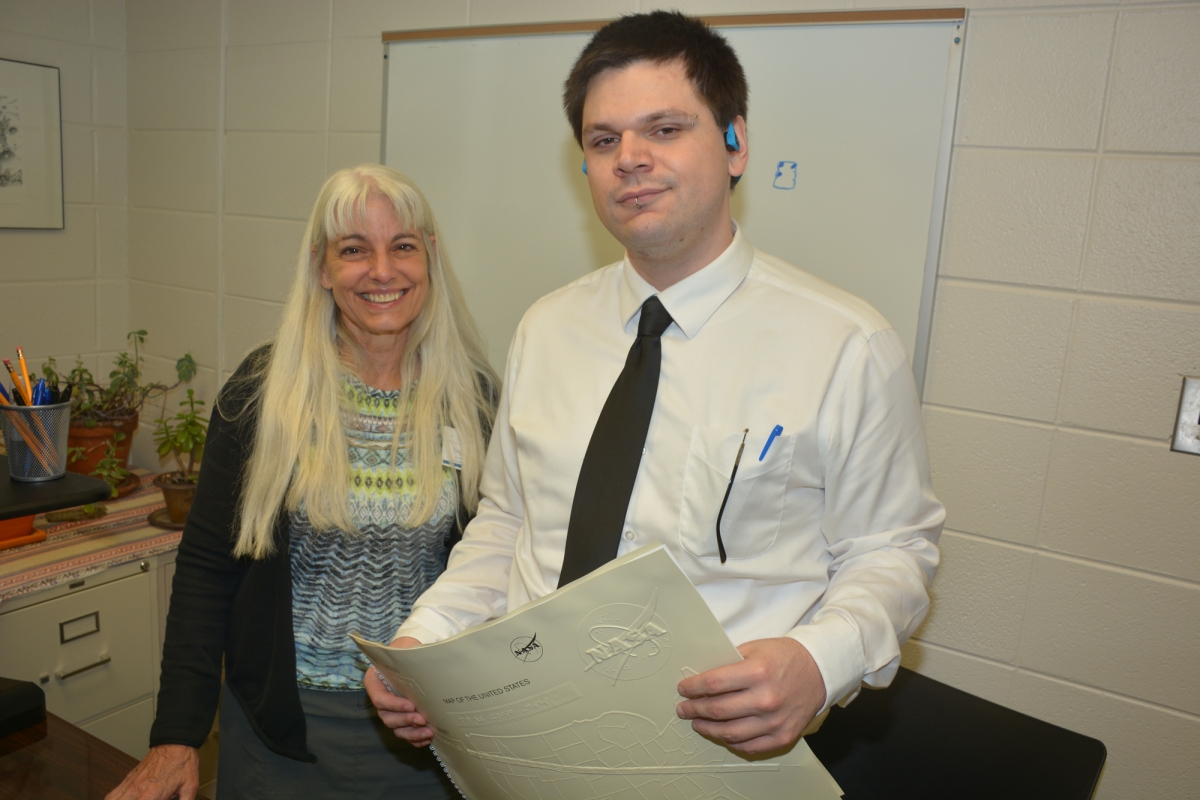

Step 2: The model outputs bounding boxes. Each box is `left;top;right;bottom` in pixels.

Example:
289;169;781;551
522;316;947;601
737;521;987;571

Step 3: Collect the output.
353;544;842;800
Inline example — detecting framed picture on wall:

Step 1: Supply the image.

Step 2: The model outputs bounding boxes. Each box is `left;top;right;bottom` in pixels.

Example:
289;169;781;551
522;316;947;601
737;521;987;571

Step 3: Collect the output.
0;58;64;229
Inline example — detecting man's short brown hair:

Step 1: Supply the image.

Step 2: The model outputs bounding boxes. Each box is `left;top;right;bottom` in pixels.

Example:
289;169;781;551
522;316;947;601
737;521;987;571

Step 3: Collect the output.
563;11;748;146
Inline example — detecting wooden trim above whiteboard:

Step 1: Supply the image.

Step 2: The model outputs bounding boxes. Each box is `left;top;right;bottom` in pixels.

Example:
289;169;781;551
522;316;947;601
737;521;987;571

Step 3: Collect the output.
381;9;966;42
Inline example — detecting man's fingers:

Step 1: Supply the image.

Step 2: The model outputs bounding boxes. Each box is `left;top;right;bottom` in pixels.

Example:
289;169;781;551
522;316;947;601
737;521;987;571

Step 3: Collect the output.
391;723;435;746
368;660;437;747
369;695;416;713
364;669;417;713
369;690;416;714
378;709;426;728
677;660;754;699
699;728;788;755
675;637;824;756
676;689;753;723
689;714;766;745
682;682;789;719
378;711;433;745
391;636;423;649
690;715;797;755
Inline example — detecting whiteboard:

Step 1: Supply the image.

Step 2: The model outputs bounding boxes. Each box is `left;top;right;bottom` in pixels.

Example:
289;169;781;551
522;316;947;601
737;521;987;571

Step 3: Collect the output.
384;15;964;390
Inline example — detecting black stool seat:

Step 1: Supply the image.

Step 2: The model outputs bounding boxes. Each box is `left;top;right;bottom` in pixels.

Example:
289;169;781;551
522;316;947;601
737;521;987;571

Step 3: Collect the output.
806;667;1106;800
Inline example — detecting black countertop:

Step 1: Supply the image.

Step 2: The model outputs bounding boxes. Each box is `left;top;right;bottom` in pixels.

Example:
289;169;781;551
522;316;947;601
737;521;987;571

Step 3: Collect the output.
0;457;111;521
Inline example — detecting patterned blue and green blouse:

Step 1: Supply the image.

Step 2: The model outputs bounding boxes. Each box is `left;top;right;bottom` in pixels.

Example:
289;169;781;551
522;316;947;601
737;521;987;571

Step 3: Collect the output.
290;377;457;691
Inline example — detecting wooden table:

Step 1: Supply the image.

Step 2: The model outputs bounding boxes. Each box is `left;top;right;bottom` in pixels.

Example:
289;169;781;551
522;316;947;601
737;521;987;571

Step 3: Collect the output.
0;712;136;799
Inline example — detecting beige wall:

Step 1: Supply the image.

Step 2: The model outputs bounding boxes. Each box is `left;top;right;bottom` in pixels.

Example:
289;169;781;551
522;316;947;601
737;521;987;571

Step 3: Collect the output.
7;0;1200;796
0;0;129;394
912;6;1200;798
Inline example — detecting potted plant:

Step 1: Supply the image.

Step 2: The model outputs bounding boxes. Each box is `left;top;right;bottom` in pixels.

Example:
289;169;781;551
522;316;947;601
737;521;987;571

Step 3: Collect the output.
92;431;133;498
44;435;128;522
151;388;208;526
42;330;196;476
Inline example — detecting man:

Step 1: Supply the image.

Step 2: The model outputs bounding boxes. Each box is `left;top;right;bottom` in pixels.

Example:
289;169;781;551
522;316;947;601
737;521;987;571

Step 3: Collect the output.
368;11;943;756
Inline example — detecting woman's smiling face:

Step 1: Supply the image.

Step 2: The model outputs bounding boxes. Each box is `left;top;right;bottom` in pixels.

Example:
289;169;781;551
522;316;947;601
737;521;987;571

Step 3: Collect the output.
320;193;431;357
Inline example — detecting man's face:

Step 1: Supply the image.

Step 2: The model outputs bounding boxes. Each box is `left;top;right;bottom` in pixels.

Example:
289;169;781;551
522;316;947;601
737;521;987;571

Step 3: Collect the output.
580;59;748;263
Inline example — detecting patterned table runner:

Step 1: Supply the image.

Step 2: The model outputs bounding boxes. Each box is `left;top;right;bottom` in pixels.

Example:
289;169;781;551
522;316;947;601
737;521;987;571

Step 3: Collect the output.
0;471;181;606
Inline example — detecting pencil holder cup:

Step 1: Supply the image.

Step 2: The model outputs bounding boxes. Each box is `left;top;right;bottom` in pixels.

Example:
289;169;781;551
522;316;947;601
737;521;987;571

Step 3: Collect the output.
0;402;72;482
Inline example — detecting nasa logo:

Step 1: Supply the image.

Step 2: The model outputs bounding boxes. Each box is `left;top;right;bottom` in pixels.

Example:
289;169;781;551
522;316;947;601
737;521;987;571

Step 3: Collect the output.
577;589;672;685
510;633;543;662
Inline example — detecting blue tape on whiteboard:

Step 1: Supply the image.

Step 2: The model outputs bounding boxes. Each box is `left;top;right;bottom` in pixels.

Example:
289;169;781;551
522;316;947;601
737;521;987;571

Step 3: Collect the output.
773;161;797;190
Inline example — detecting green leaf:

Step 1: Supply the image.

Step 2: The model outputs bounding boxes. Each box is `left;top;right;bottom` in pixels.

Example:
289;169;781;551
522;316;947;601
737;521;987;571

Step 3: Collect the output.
175;353;197;383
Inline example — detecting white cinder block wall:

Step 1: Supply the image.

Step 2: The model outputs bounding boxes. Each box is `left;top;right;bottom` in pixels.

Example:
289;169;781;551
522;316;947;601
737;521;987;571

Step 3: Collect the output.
5;0;1196;796
125;0;223;467
0;0;129;391
914;6;1200;799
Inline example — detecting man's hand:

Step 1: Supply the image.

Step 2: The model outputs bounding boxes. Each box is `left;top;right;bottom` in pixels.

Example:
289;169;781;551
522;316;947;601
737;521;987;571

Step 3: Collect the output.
105;744;200;800
364;636;434;747
676;637;826;755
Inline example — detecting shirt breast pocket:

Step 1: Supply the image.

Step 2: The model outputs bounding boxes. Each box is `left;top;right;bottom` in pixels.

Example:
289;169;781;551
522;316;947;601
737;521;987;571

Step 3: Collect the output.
678;426;794;561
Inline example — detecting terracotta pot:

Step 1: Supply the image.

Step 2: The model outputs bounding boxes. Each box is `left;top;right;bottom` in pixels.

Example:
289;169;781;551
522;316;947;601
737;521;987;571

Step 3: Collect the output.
115;473;141;498
66;413;138;476
154;472;198;524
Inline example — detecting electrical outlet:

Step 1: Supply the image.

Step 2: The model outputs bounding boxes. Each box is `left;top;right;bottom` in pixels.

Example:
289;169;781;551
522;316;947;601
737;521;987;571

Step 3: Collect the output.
1170;376;1200;456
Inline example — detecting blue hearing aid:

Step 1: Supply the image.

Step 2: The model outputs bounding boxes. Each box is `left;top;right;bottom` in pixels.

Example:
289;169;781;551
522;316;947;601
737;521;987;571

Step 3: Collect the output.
581;160;588;175
725;121;740;151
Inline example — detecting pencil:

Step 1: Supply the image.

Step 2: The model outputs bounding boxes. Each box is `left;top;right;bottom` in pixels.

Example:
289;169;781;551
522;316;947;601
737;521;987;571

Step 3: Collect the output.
1;359;57;466
0;393;54;471
15;347;32;404
2;359;29;405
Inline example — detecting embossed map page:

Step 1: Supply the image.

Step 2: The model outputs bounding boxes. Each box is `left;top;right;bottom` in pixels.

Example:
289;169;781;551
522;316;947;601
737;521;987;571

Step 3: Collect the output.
352;544;843;800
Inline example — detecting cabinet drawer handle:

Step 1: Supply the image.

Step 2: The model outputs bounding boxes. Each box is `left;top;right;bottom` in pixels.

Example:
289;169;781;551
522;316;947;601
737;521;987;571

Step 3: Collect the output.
56;656;111;680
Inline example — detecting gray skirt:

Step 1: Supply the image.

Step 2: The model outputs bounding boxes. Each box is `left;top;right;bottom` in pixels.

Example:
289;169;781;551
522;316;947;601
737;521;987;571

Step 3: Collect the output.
216;682;460;800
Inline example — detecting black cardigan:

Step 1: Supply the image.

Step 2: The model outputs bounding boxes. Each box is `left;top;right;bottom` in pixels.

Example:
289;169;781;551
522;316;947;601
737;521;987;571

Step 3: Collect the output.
149;348;476;761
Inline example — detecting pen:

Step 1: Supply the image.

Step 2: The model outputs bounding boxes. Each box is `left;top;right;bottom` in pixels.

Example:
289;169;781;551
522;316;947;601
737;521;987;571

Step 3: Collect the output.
32;378;48;405
759;424;783;461
0;385;54;470
4;358;56;457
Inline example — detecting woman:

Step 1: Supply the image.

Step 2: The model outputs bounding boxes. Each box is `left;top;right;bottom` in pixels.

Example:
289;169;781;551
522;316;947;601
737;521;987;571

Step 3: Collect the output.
108;165;498;800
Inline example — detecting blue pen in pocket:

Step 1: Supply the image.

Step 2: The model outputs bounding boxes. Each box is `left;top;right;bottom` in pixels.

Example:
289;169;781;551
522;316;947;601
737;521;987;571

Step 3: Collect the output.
759;425;783;461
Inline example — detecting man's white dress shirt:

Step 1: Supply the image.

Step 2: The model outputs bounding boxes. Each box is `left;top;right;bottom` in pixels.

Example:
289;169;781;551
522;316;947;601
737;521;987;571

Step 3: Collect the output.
399;226;944;712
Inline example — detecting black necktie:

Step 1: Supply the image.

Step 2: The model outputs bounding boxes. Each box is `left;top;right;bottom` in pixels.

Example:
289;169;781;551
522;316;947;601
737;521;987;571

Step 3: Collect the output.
559;296;675;587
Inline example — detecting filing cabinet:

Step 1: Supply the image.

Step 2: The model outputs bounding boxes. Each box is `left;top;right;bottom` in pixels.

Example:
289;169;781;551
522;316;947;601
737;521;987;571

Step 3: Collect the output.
0;552;177;759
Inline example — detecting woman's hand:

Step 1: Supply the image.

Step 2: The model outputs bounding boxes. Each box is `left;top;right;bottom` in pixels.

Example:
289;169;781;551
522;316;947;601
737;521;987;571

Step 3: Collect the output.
364;636;434;747
105;744;200;800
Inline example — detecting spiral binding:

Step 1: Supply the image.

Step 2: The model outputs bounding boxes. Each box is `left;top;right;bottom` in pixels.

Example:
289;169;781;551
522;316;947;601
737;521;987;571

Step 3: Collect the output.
374;667;469;798
430;743;469;799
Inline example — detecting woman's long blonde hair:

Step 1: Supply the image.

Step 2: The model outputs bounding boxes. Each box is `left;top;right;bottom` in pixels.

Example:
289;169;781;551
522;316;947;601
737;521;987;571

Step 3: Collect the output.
229;164;497;559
